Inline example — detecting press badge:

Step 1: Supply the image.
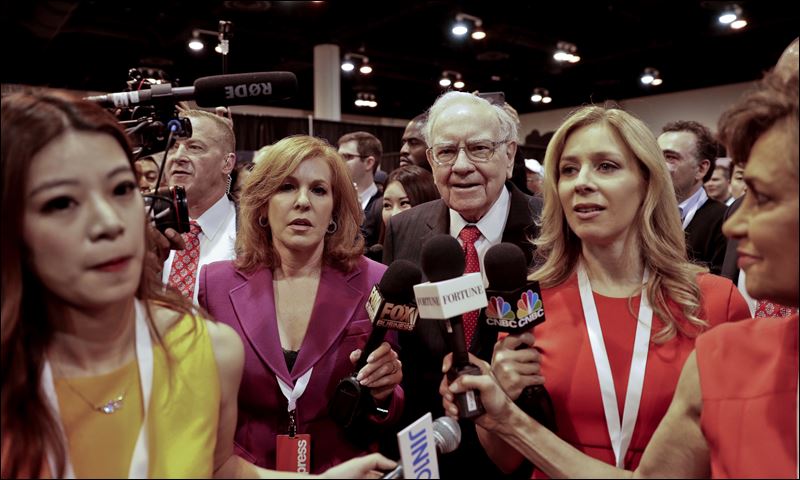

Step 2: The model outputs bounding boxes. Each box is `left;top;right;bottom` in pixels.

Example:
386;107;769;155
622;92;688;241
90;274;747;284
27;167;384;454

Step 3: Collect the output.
276;434;311;473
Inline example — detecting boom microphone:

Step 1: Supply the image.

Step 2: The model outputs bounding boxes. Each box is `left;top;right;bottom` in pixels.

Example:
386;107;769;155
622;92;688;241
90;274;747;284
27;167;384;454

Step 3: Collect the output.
382;416;461;479
328;260;422;429
85;71;298;108
481;243;557;432
414;235;487;419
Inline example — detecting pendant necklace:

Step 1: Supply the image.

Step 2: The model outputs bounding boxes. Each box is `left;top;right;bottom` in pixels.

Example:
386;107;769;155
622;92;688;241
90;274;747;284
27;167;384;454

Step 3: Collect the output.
55;367;133;414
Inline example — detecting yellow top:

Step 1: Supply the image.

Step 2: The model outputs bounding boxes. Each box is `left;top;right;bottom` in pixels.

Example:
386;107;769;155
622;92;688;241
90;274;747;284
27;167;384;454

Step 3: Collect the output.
54;313;221;478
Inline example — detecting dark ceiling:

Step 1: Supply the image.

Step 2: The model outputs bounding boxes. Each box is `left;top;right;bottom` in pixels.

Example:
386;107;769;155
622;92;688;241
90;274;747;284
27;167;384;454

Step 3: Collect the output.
3;0;798;120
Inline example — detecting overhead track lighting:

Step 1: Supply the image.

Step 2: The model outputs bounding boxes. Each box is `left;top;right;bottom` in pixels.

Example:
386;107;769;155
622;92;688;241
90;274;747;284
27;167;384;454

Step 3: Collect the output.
718;4;740;24
341;53;372;75
439;70;464;89
553;41;580;63
189;34;204;51
188;25;230;56
530;88;551;104
452;13;486;40
718;4;747;30
640;67;663;86
355;92;377;108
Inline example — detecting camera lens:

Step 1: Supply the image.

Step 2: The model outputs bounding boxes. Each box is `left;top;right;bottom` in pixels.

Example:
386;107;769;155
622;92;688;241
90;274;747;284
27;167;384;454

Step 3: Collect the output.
144;186;190;233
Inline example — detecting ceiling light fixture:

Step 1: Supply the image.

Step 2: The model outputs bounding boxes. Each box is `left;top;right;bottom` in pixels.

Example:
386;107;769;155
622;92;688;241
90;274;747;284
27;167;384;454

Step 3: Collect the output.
355;92;377;108
217;20;232;57
188;26;230;56
718;4;740;24
341;58;355;72
452;13;486;40
718;4;748;30
553;41;580;63
531;88;551;104
730;18;748;29
440;70;464;89
452;23;468;36
342;53;372;75
188;34;204;51
640;67;663;86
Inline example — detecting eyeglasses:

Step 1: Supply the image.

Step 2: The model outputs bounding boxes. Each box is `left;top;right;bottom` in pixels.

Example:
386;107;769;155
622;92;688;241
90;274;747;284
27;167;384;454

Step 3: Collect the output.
427;140;507;167
340;153;366;162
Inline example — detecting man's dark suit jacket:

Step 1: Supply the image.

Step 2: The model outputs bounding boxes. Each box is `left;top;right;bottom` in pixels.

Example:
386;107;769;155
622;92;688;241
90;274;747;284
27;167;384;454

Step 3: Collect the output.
382;182;542;478
685;198;728;275
720;196;744;283
362;190;383;251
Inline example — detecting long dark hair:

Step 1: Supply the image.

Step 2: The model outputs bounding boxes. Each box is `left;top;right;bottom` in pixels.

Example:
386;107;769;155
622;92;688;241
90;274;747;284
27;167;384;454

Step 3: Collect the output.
385;165;440;207
379;165;440;244
1;91;195;478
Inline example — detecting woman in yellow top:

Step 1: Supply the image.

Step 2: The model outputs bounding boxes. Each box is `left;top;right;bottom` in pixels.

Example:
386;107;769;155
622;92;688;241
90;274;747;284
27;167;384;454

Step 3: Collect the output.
0;91;394;479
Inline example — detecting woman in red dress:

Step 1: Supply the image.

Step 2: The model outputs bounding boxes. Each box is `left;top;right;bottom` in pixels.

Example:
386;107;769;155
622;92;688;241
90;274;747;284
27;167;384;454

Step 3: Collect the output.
443;42;799;478
448;102;749;476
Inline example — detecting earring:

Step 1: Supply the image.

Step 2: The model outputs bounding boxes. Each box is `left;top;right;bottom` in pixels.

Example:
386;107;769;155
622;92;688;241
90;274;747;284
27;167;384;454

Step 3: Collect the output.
225;174;233;195
258;216;268;228
326;219;338;234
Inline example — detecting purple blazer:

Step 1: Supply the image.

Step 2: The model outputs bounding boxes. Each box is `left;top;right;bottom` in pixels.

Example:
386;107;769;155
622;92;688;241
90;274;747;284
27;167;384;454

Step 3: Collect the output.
198;256;403;473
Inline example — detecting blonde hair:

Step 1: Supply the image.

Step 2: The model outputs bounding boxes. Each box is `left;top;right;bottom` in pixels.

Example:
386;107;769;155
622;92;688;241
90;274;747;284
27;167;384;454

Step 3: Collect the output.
532;105;707;343
236;135;364;273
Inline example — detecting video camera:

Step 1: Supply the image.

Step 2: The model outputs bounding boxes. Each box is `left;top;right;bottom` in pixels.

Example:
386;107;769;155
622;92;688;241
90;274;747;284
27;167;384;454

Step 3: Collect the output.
111;68;192;234
92;68;299;234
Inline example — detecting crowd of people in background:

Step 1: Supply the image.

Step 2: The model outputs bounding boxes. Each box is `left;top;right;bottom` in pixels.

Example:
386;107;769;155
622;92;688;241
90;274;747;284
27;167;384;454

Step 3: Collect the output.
1;38;797;479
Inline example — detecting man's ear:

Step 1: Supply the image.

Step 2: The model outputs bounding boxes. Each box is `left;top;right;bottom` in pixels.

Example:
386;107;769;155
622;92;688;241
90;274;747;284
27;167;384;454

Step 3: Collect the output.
365;155;376;173
697;158;711;181
505;142;518;178
222;152;236;175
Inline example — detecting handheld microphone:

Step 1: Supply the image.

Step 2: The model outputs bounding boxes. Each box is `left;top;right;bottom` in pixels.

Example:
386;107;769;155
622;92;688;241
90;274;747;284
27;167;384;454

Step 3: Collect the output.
328;260;422;430
382;416;461;479
481;243;557;432
414;234;487;419
85;71;298;108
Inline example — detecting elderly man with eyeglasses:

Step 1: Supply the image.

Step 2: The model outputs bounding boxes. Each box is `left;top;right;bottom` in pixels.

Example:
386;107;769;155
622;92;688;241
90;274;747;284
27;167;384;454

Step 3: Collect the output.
381;91;542;479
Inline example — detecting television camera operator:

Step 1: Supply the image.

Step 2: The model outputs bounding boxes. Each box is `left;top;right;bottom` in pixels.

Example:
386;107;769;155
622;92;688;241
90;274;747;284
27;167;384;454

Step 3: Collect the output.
108;68;238;304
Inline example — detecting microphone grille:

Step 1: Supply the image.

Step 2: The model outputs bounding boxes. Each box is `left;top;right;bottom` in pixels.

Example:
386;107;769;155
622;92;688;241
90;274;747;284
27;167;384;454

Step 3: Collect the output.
379;259;422;305
432;416;461;454
421;234;465;282
484;243;528;291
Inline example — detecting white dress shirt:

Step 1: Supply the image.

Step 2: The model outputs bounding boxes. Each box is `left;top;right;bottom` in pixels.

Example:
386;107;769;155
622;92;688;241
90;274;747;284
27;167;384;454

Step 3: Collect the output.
449;186;511;287
359;182;378;211
162;194;237;304
679;186;708;230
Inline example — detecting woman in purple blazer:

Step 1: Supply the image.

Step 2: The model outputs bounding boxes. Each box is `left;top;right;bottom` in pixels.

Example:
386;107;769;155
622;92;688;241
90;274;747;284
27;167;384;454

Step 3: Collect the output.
198;135;403;474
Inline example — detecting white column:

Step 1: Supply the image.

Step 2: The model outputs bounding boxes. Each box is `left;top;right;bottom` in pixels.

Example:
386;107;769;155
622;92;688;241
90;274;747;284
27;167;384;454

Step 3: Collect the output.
314;44;341;121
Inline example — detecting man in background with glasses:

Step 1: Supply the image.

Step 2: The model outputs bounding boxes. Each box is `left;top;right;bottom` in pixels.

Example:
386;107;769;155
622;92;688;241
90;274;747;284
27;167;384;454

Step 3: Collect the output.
338;131;384;253
382;92;542;479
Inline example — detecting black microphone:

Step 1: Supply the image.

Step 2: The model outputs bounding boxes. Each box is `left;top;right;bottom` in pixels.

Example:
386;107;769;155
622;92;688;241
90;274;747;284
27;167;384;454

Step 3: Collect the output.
328;260;422;430
85;72;298;108
381;416;461;479
418;234;485;419
481;243;557;432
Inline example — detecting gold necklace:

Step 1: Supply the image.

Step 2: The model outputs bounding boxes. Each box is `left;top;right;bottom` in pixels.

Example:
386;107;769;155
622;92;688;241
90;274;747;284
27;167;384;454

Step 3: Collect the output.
54;364;134;415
